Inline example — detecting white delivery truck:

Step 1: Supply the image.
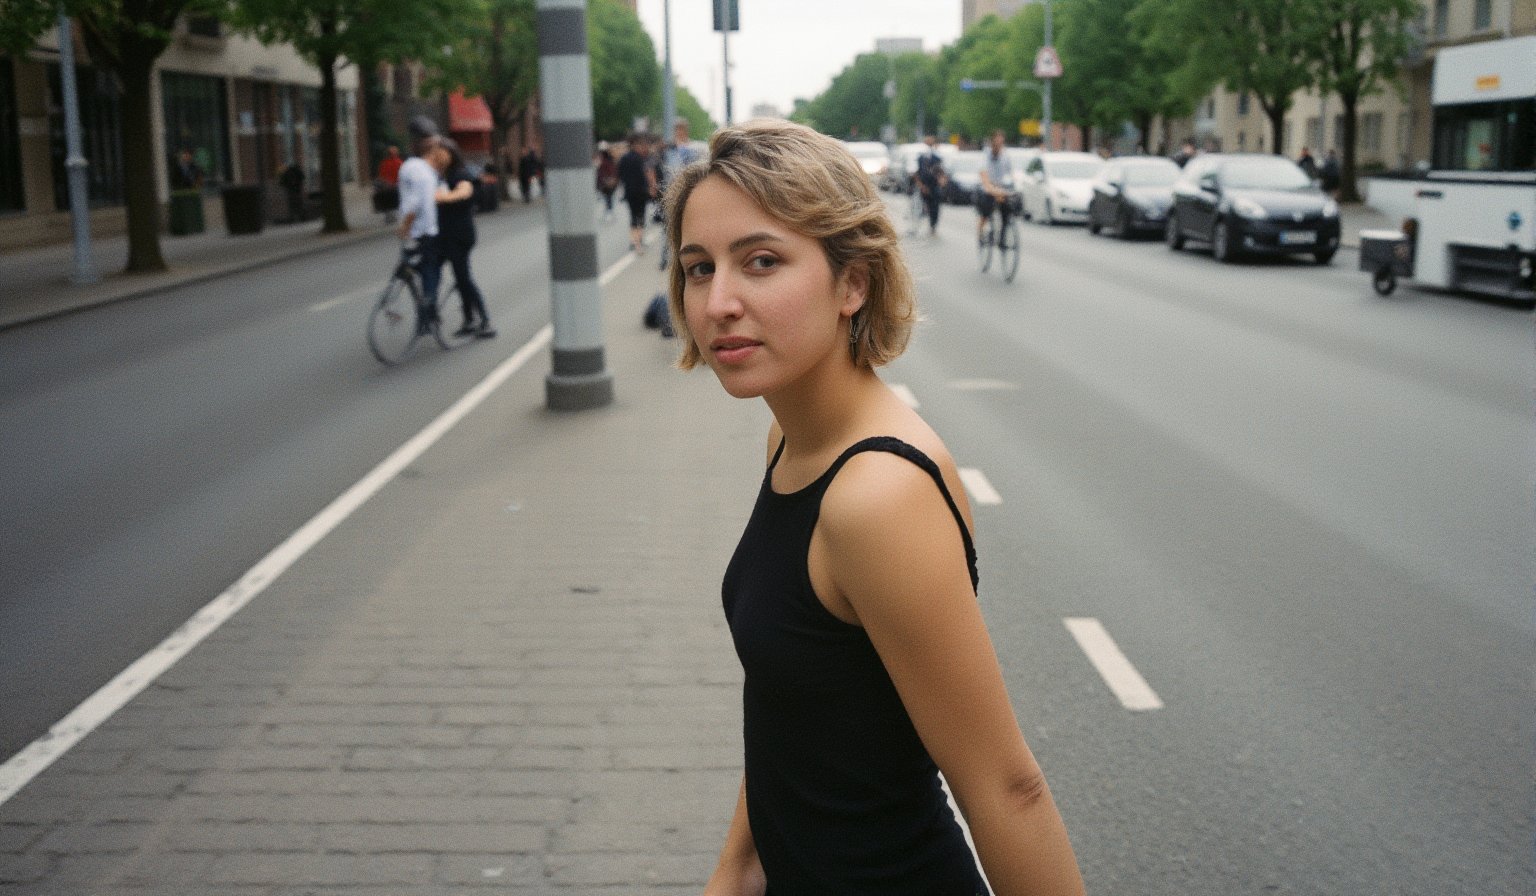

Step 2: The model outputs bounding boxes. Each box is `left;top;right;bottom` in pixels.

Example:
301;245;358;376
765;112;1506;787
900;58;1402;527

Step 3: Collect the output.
1360;35;1536;302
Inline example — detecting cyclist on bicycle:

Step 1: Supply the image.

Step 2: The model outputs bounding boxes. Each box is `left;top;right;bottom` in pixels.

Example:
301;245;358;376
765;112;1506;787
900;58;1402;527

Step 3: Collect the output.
913;135;947;235
397;118;446;326
974;129;1016;245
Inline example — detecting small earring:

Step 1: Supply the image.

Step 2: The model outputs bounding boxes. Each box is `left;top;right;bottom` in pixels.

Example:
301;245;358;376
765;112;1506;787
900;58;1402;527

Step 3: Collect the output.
848;311;861;350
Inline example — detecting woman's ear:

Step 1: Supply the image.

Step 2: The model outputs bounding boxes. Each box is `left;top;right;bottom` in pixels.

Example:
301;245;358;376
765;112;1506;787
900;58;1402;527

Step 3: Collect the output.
840;263;870;318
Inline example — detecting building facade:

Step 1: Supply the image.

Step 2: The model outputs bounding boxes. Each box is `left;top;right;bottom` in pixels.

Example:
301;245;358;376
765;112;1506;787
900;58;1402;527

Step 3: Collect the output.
1171;0;1536;173
0;16;366;252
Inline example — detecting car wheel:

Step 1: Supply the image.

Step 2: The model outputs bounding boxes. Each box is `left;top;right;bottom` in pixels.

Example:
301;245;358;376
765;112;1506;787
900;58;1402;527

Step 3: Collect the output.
1116;207;1133;240
1212;219;1235;262
1087;210;1101;235
1165;215;1185;251
1043;200;1054;225
1314;248;1337;265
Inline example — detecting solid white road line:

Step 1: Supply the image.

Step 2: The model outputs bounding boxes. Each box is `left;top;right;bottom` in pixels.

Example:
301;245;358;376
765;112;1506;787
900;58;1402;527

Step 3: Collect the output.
1064;617;1164;711
0;249;639;807
890;383;920;409
959;467;1002;506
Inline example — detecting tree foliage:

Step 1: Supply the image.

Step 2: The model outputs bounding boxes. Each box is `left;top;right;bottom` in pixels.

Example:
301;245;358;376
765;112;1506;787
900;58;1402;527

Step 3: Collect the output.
1305;0;1417;199
233;0;467;232
587;0;659;139
1140;0;1320;153
1058;0;1194;151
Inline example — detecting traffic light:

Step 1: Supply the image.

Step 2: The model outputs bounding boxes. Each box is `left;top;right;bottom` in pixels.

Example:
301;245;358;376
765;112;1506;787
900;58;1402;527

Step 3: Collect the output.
713;0;739;32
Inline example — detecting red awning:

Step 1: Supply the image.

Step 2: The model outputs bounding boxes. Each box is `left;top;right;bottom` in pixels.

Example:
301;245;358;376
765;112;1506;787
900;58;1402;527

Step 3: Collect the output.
448;90;494;133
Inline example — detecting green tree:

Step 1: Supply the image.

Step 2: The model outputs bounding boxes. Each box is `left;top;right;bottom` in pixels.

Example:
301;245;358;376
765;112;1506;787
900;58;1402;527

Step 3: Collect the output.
1;0;226;273
1141;0;1320;153
1306;0;1417;201
587;0;659;139
939;13;1036;143
426;0;537;194
891;52;945;141
234;0;465;233
656;83;715;139
791;51;890;139
1058;0;1193;152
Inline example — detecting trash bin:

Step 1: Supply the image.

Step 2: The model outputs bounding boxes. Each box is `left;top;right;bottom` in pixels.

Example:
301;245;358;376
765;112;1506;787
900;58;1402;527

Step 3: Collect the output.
222;184;265;235
168;189;205;235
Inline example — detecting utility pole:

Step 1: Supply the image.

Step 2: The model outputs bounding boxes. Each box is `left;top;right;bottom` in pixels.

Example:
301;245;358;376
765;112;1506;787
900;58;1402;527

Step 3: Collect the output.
1041;0;1053;149
56;9;96;285
715;0;738;125
536;0;613;410
661;0;675;139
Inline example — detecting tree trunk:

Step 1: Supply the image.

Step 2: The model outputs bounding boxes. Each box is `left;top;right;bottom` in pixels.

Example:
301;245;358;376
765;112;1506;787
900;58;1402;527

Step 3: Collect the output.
1267;100;1286;155
317;49;347;233
118;51;166;273
1337;91;1361;203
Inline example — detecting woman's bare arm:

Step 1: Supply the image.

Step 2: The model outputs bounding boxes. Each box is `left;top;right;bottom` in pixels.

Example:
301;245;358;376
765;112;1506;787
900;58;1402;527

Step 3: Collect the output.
816;452;1085;896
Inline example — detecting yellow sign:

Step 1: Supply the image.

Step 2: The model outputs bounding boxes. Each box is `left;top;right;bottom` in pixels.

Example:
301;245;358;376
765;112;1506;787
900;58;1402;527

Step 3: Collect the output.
1475;75;1501;91
1020;118;1041;137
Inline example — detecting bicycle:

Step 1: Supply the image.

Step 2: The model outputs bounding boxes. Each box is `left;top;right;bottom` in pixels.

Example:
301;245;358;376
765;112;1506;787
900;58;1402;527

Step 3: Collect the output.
904;184;925;237
367;242;475;365
976;191;1023;283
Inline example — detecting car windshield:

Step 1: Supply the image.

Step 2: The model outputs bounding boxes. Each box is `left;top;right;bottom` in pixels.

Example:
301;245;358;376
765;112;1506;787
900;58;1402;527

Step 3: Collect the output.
1220;158;1312;189
1045;160;1101;179
1122;163;1178;186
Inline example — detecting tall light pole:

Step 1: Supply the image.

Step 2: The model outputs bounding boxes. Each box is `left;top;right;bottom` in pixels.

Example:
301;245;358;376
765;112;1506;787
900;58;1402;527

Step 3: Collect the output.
715;0;737;125
56;9;96;285
661;0;675;139
1041;0;1053;149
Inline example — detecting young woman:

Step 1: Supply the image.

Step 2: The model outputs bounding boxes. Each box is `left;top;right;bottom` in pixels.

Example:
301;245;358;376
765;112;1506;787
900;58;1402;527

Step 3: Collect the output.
666;120;1084;896
433;138;495;339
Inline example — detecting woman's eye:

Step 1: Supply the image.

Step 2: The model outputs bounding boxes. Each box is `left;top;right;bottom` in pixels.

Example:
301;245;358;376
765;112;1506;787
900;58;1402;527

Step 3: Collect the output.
684;261;713;279
746;255;779;271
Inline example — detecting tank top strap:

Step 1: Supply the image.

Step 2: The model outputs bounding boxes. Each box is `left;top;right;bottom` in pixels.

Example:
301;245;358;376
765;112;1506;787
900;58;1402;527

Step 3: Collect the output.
824;436;979;592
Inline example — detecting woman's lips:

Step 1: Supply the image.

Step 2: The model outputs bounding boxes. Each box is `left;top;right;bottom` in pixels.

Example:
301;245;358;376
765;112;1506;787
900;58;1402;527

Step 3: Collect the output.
711;337;761;364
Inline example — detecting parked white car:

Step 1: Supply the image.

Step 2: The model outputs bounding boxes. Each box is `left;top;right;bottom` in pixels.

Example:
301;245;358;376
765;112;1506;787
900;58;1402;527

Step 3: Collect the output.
844;141;892;184
1020;151;1104;224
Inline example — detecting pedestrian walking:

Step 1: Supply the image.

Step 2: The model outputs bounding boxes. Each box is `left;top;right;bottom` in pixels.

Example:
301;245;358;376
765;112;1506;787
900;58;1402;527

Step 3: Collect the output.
617;133;656;254
1319;149;1341;197
279;161;306;223
914;134;947;234
595;141;618;221
1296;146;1319;181
664;119;1085;896
434;137;495;339
376;145;403;223
518;146;543;203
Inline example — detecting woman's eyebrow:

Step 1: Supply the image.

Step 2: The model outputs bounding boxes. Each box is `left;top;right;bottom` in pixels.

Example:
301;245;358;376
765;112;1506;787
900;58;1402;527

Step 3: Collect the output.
678;232;785;259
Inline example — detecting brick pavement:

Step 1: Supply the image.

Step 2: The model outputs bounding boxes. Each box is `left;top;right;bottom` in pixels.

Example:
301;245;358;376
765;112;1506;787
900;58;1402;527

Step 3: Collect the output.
0;253;765;893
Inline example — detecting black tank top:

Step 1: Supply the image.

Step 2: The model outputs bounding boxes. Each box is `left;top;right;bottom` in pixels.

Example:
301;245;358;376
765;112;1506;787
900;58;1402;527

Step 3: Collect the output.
722;436;986;895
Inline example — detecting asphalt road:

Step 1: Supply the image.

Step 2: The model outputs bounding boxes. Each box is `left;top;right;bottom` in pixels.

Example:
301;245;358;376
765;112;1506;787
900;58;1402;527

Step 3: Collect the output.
887;198;1533;895
0;201;634;762
2;189;1531;894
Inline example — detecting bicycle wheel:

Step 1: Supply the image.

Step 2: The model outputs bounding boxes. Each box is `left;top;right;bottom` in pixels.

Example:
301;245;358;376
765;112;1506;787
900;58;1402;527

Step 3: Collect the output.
977;217;995;272
367;273;426;365
432;280;474;350
1001;219;1022;283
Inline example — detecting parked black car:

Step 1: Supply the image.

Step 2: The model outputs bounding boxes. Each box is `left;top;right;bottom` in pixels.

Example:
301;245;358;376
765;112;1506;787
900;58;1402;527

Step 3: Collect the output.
1087;156;1181;238
1165;153;1341;264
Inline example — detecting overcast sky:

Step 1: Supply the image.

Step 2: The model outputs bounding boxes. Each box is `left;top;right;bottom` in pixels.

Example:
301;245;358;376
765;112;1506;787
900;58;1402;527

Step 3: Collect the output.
633;0;963;125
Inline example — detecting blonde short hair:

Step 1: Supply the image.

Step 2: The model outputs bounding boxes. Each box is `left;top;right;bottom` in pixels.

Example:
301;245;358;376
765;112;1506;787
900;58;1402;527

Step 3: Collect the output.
663;119;916;370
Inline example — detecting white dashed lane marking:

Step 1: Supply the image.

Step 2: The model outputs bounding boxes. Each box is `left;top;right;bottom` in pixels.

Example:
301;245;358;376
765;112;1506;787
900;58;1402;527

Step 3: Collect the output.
1064;617;1164;711
958;467;1002;506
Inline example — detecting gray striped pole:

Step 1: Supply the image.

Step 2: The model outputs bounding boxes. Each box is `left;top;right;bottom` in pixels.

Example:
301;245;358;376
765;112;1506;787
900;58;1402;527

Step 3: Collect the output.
537;0;613;410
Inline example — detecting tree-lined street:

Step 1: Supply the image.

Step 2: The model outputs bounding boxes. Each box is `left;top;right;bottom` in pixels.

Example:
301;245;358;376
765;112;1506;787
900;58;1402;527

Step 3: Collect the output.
2;192;1530;891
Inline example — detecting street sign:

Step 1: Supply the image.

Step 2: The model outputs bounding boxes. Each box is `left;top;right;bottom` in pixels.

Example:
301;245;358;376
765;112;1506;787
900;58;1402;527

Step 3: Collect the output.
1034;45;1063;79
712;0;739;32
960;78;974;91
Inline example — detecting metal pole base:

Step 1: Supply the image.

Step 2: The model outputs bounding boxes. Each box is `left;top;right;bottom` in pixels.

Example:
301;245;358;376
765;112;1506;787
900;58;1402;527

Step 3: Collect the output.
545;371;614;411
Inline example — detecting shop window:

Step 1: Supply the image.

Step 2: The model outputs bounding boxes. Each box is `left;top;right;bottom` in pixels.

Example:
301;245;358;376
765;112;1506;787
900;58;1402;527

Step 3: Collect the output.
0;59;23;212
161;70;230;191
1433;0;1448;37
48;62;124;210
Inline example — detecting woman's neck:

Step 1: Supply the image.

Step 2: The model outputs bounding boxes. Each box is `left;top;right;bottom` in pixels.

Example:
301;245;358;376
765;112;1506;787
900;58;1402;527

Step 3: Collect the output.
765;365;887;457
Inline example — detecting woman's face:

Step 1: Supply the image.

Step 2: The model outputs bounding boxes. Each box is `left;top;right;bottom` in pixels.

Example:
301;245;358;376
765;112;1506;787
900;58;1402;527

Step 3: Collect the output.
678;175;864;400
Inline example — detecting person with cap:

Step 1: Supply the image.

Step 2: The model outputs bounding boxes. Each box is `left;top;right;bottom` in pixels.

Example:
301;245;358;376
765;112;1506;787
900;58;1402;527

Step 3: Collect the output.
397;116;446;325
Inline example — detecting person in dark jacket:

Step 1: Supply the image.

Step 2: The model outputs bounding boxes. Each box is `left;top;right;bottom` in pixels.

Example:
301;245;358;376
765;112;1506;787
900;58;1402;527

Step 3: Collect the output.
616;133;656;253
434;138;495;338
518;146;543;202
